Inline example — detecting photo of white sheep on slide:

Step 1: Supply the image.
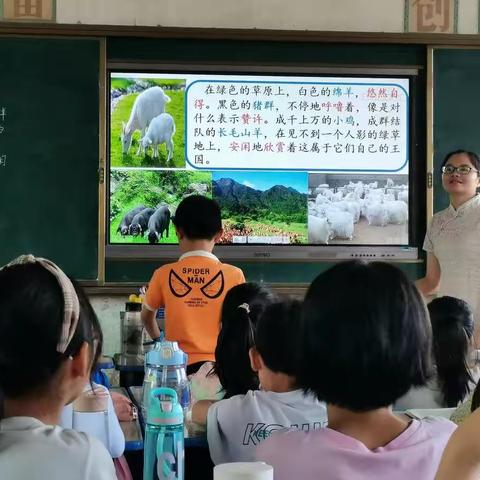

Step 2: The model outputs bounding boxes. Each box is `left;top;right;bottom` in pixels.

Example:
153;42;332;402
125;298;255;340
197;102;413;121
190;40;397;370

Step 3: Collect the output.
110;76;186;168
307;173;409;246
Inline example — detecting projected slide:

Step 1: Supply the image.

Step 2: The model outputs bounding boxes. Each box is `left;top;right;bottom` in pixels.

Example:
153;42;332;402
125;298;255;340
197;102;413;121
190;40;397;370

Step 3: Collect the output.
108;72;410;246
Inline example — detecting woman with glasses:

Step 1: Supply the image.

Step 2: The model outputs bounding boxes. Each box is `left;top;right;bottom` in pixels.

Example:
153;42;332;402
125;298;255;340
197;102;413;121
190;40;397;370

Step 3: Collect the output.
416;150;480;339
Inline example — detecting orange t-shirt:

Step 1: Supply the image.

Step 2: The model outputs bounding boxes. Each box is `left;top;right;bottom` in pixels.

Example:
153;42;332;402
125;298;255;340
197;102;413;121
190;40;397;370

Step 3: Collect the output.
144;251;245;364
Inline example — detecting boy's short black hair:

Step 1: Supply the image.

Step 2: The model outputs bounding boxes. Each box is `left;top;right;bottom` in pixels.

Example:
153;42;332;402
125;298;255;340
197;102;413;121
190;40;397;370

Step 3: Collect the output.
255;300;301;377
173;195;222;240
299;260;432;412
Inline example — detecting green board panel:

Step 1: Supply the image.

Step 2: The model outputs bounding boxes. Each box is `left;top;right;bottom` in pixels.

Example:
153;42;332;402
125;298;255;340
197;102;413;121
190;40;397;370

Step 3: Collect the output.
0;37;100;279
433;49;480;213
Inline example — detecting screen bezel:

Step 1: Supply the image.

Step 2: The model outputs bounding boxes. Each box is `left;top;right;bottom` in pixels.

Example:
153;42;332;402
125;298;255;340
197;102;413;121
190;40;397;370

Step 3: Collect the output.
106;63;420;261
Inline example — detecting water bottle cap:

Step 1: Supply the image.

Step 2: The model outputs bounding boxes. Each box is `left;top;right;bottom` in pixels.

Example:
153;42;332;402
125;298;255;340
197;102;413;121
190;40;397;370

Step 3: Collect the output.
147;387;184;425
145;340;188;367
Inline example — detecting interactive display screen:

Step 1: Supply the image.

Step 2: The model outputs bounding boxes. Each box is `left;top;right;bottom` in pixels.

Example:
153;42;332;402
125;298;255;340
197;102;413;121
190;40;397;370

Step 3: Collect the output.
108;72;409;247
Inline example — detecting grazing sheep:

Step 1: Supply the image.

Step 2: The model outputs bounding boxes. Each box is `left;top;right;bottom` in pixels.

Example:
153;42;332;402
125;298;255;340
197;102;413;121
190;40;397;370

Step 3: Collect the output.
141;113;176;162
315;194;331;206
121;86;171;155
331;191;344;202
326;210;354;240
398;190;409;203
308;215;332;244
366;203;389;227
385;201;408;225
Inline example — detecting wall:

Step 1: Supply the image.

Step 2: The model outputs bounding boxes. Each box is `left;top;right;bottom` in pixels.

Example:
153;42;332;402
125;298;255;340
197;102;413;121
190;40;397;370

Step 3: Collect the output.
1;0;479;33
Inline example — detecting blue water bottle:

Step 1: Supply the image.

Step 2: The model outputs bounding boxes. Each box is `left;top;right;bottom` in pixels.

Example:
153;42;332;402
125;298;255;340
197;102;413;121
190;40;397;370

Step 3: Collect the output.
144;387;184;480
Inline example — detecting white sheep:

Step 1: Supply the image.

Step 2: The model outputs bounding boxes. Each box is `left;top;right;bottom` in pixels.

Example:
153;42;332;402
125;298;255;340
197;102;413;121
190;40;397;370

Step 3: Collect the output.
327;210;354;240
344;201;361;223
315;184;330;195
308;215;332;244
140;113;176;161
331;191;344;202
121;86;171;155
366;203;389;227
384;193;396;202
385;201;408;225
398;190;409;203
386;178;394;188
315;194;331;206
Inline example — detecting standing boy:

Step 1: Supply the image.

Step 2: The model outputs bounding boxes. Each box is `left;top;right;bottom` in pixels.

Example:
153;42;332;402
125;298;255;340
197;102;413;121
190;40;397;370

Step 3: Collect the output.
141;195;245;373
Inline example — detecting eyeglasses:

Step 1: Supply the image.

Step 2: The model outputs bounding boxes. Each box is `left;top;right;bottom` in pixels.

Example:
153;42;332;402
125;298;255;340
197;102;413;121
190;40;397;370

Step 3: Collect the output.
442;165;479;175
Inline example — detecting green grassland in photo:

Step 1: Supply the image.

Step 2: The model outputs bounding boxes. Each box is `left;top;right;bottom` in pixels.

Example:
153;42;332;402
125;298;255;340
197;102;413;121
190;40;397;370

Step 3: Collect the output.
110;169;212;244
110;78;186;168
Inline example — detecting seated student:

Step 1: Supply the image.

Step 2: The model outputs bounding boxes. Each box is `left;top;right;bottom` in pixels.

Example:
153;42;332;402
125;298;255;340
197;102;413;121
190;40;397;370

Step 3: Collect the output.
0;255;116;480
192;300;327;465
141;195;245;374
257;260;457;480
189;282;276;402
396;296;479;410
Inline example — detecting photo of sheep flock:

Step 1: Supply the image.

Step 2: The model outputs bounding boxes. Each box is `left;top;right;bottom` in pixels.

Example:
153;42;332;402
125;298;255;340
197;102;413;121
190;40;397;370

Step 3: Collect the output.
308;173;408;245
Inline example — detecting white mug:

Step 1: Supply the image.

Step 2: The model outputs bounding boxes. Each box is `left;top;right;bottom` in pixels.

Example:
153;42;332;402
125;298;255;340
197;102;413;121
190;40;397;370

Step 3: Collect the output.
214;462;273;480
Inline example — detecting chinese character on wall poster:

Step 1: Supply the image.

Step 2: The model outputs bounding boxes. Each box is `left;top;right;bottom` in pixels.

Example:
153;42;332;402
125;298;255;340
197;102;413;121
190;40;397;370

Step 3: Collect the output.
0;0;55;22
404;0;458;33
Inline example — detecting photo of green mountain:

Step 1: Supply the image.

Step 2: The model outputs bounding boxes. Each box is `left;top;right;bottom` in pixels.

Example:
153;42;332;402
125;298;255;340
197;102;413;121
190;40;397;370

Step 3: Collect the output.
212;171;308;244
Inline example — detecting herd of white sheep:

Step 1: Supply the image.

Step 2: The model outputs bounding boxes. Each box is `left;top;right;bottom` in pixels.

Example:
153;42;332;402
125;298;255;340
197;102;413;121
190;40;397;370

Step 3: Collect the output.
308;179;409;244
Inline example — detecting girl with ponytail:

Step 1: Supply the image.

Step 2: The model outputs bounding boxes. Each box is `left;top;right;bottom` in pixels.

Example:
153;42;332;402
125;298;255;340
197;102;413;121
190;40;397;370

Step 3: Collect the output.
396;296;478;409
189;282;275;402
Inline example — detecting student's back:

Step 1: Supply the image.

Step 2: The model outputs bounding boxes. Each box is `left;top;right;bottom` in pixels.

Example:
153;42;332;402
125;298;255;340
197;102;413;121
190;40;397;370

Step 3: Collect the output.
0;418;114;480
142;196;245;365
0;255;115;480
257;261;456;480
203;301;327;464
258;417;453;480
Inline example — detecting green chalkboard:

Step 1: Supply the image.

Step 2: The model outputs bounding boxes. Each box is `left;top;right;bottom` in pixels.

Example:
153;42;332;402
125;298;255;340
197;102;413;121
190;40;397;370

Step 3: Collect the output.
433;49;480;212
106;38;427;283
0;37;100;279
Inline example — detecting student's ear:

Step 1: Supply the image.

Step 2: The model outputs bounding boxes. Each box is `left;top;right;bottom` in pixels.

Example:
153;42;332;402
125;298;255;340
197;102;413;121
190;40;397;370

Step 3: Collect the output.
175;226;184;240
213;229;224;243
70;342;92;381
249;347;263;373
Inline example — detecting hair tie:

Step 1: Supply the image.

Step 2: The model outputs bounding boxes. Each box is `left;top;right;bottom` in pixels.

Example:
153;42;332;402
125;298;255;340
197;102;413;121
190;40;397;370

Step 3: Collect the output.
238;303;250;314
0;254;80;354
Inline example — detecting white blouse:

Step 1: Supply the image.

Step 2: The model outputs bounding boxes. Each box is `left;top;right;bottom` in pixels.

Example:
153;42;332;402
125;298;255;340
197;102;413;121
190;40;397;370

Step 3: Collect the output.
424;194;480;318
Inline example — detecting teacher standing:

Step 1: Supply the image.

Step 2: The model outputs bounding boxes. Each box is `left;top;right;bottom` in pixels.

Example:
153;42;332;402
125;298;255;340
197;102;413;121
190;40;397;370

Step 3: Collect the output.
417;150;480;337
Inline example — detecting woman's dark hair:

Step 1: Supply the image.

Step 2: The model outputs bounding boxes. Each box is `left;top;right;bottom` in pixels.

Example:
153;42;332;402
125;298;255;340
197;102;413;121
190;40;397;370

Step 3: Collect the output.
299;260;432;412
471;381;480;412
213;283;276;398
428;296;475;408
255;300;301;378
0;262;103;400
441;149;480;173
